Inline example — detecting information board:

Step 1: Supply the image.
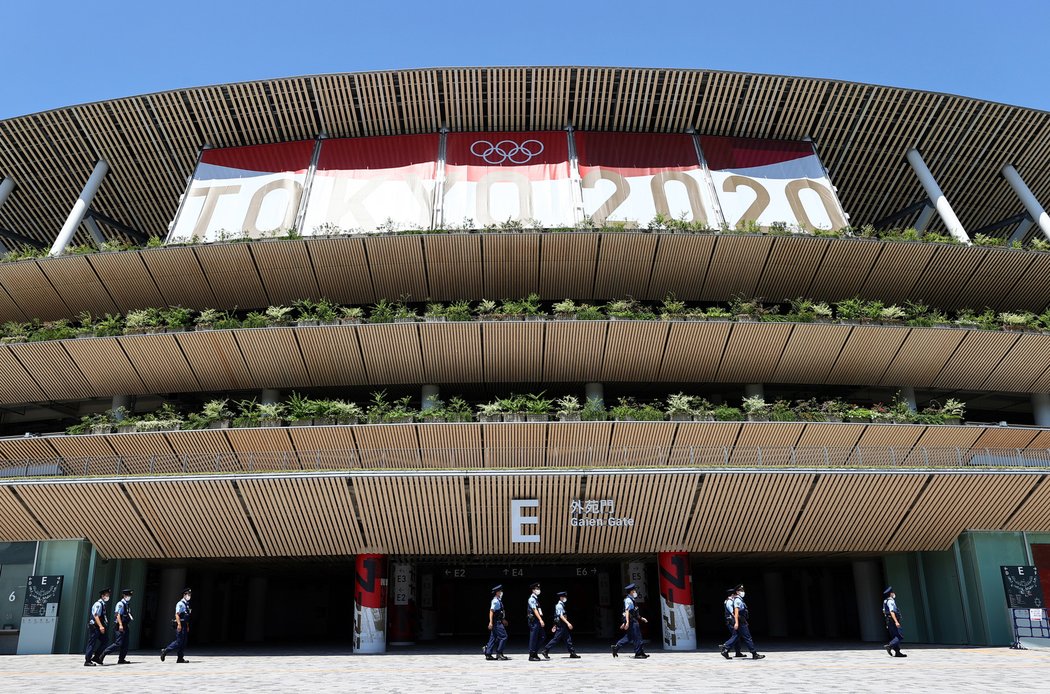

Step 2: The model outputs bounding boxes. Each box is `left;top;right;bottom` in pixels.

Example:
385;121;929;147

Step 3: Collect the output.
1001;566;1044;608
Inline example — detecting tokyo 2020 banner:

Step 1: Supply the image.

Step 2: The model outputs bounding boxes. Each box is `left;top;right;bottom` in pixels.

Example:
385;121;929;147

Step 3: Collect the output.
167;131;849;242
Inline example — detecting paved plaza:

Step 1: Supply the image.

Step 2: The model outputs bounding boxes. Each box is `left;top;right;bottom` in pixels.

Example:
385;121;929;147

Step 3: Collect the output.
1;643;1048;693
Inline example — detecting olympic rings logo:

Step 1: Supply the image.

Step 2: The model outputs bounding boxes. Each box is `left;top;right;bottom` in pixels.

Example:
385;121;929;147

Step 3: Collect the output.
469;139;545;165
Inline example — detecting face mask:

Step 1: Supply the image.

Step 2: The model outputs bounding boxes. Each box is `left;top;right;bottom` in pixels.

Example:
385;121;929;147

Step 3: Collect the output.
738;592;746;598
534;589;541;596
562;598;568;603
103;596;110;602
630;591;638;599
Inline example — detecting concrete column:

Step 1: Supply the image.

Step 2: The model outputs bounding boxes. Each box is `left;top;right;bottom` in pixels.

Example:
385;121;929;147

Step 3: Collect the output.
898;386;917;412
1002;164;1050;241
762;571;789;637
50;160;109;256
852;559;885;642
914;203;935;232
154;567;186;648
83;216;107;246
421;385;440;411
585;382;604;406
1009;218;1035;244
744;383;764;399
244;576;267;642
905;149;970;245
0;177;15;211
388;562;417;645
657;552;696;650
260;389;281;405
354;554;387;653
111;395;134;420
1033;393;1050;427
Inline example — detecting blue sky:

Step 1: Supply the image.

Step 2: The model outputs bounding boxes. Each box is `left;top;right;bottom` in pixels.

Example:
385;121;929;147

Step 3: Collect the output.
2;0;1047;118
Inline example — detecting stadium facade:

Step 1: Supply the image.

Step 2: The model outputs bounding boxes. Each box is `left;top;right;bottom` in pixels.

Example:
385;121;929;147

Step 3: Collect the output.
1;67;1050;654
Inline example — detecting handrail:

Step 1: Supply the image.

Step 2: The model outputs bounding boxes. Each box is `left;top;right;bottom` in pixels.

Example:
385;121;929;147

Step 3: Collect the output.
0;445;1047;480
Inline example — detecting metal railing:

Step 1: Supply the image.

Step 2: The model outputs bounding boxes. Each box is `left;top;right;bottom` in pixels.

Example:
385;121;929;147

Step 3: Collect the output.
1;445;1049;480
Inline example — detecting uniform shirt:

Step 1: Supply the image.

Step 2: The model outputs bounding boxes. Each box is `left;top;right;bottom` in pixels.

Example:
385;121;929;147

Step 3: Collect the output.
884;597;899;617
724;597;735;618
115;598;132;623
732;596;746;612
90;599;107;625
528;594;542;616
555;602;566;619
490;597;503;617
175;598;191;621
623;596;636;614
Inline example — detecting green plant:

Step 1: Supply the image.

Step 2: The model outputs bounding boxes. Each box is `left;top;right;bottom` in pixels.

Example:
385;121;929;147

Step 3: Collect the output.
200;399;234;424
319;399;362;423
195;308;222;328
66;412;112;435
705;306;732;319
444;396;473;422
523;392;554;415
556;395;581;416
712;405;743;421
553;299;578;317
835;297;866;321
610;397;638;420
476;299;498;317
576;303;605;320
265;305;295;323
1031;238;1050;252
233;399;263;427
94;313;124;337
444;301;472;322
370;299;398;323
972;233;1006;247
1000;311;1036;329
366;391;391;421
665;393;694;416
770;400;797;422
384;395;417;422
241;311;270;328
424;302;446;319
581;396;607;421
339;306;365;322
161;306;193;330
286;392;317;422
879;305;907;323
477;401;503;418
295;298;339;323
124;308;162;333
607;298;640;319
741;395;770;416
660;295;687;319
28;319;76;342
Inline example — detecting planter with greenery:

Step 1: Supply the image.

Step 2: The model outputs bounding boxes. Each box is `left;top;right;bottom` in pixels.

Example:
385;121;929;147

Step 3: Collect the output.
524;393;554;422
555;395;581;421
742;395;771;422
665;393;695;421
477;401;502;423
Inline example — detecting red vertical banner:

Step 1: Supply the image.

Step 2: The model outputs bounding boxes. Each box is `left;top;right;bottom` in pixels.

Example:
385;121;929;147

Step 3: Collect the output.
657;551;696;650
354;554;387;653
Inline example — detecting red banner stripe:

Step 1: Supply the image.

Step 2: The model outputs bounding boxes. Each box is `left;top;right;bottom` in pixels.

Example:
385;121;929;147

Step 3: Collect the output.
700;135;813;171
200;140;315;174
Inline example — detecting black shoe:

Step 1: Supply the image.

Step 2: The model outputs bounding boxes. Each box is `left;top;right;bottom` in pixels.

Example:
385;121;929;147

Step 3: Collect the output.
84;661;96;667
734;653;747;658
117;659;131;664
528;654;541;661
160;649;167;662
485;654;497;661
885;644;893;657
569;652;581;659
541;649;550;660
720;644;730;660
496;653;510;661
894;652;907;658
633;653;650;659
176;658;189;663
612;644;619;658
93;654;104;665
751;653;765;660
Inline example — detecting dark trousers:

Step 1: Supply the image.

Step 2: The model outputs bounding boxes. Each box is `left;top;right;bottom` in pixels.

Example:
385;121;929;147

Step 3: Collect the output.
85;624;106;663
886;622;903;652
528;619;544;654
165;625;189;658
484;621;508;655
615;620;644;655
724;621;756;652
724;622;744;655
102;624;130;660
544;622;574;652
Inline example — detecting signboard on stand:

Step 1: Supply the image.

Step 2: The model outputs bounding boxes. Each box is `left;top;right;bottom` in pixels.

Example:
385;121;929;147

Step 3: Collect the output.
16;575;63;655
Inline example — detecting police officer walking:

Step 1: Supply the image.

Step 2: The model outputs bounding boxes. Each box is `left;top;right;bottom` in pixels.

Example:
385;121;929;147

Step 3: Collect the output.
719;584;765;660
484;584;510;661
161;588;192;663
527;582;546;661
719;587;745;659
883;587;906;658
543;591;580;659
101;588;134;664
84;587;111;666
612;583;648;658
